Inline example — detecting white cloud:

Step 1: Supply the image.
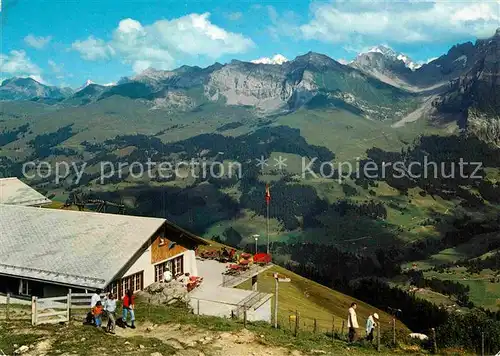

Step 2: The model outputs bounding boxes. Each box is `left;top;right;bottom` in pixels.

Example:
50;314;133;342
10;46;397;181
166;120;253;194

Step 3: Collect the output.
299;0;500;44
225;12;243;21
24;34;52;49
72;13;254;73
71;36;115;61
48;59;67;81
48;59;62;73
266;6;301;40
0;50;42;80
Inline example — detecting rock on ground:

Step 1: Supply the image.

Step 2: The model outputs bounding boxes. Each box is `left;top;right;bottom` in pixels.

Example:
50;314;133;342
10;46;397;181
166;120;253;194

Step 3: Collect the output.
137;281;190;305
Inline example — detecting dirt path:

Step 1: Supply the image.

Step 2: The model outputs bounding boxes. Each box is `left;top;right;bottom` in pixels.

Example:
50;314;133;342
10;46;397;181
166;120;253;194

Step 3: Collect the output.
113;321;303;356
6;321;307;356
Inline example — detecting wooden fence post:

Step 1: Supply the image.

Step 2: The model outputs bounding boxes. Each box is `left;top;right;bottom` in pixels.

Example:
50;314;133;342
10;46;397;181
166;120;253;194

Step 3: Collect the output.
274;277;278;329
481;332;484;356
6;293;10;321
331;316;335;340
431;328;437;354
392;317;396;346
377;322;381;352
31;296;37;326
341;320;345;338
67;289;72;322
243;309;247;329
313;319;317;333
294;310;300;337
197;299;200;317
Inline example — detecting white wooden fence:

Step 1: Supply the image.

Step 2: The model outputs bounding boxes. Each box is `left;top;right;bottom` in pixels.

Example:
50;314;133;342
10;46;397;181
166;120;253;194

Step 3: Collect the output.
31;291;105;326
31;295;69;325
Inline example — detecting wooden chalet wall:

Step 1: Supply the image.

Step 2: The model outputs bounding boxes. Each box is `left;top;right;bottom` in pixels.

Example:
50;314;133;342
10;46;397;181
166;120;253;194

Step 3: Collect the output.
151;236;187;264
151;223;200;264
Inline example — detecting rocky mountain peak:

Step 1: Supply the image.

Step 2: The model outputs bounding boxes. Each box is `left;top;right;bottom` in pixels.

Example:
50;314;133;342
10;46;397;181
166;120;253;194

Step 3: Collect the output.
290;52;341;69
358;45;421;71
0;76;72;101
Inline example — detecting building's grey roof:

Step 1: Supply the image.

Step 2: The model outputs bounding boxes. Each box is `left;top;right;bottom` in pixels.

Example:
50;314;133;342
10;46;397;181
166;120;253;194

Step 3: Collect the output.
0;177;52;206
0;204;166;289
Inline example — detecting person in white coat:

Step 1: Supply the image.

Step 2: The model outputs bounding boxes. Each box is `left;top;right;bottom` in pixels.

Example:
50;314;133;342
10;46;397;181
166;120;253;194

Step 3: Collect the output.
347;302;359;342
163;267;173;283
90;289;102;308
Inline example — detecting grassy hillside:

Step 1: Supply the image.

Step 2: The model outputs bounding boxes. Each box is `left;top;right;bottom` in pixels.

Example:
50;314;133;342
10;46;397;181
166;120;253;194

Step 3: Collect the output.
423;268;500;311
403;232;500;270
274;108;452;162
395;231;500;311
236;265;410;334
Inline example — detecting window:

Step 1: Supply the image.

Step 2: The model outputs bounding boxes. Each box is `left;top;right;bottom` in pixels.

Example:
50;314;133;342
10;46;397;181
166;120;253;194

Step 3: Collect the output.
173;256;183;276
154;256;183;282
108;281;118;297
155;263;164;283
132;273;142;292
121;278;129;298
106;272;144;299
19;279;30;295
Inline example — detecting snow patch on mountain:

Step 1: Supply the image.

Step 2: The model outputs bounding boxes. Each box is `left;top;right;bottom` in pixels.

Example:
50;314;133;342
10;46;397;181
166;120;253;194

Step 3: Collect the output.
251;54;288;65
453;55;468;66
363;45;421;71
76;79;115;92
337;58;353;65
78;79;95;90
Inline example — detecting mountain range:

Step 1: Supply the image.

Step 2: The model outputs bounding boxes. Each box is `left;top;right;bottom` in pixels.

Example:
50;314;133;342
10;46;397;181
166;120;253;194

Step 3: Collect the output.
1;29;499;141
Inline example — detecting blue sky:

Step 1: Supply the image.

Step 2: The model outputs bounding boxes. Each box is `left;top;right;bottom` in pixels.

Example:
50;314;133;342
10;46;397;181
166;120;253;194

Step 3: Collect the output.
2;0;499;88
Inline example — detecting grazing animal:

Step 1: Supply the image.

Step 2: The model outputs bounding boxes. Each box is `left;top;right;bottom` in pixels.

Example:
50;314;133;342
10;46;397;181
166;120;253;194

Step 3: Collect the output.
409;333;429;341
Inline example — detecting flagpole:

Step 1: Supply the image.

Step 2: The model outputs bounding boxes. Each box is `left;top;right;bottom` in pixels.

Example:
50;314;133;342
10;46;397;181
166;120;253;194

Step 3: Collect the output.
267;201;270;254
265;184;271;255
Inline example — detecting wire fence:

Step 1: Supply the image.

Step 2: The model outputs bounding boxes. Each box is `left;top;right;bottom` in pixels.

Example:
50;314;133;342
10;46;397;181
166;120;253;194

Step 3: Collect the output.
276;311;351;340
274;309;499;356
2;293;499;355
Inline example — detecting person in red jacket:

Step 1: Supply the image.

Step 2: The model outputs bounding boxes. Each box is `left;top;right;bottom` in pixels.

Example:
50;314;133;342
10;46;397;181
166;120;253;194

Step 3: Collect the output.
122;289;136;329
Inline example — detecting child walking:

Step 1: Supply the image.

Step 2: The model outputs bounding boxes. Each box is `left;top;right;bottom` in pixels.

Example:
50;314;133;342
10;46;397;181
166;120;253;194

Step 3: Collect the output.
92;301;103;328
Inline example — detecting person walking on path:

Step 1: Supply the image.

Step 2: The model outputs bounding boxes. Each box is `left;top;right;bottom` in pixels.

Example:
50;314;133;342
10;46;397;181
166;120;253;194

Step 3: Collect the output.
347;302;359;343
366;312;379;342
122;289;136;329
104;293;117;334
